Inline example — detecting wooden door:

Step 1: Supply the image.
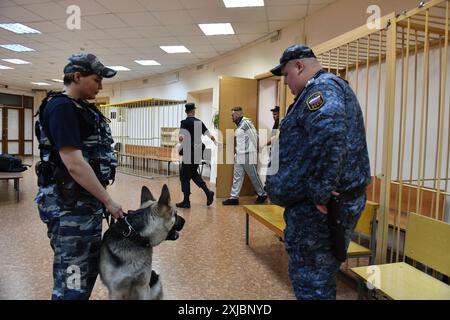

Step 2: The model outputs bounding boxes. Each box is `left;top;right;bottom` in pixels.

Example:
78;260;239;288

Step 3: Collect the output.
216;76;258;198
1;107;21;155
0;106;33;155
0;107;4;154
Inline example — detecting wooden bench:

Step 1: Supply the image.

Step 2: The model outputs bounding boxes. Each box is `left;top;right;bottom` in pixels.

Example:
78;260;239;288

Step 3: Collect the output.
243;201;379;262
0;172;23;202
351;213;450;300
367;177;446;230
118;144;180;175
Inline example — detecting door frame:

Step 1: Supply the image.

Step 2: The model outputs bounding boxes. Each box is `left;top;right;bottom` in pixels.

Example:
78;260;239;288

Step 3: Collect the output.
0;105;33;155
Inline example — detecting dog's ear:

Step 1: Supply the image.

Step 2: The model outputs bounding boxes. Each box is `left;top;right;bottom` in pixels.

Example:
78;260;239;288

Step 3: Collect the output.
158;184;171;208
141;186;155;204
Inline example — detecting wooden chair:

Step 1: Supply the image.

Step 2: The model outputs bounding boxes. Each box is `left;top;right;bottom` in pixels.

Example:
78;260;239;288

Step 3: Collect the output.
346;201;379;265
351;213;450;300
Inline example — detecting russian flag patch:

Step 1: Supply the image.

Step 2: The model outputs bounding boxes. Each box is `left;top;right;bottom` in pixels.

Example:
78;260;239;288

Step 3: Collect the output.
306;92;325;111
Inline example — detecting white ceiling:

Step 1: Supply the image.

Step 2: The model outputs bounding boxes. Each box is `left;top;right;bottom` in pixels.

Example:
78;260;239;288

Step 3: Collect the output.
0;0;335;90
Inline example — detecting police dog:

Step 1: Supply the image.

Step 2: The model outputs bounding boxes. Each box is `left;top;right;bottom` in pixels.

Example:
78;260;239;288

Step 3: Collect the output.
99;184;185;300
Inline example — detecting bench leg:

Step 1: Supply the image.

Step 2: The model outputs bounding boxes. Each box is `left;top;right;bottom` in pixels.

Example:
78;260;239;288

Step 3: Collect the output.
246;213;249;246
357;280;367;300
14;178;19;202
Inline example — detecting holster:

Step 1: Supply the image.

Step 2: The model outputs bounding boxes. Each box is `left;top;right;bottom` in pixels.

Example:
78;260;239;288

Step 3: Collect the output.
35;160;57;187
326;195;347;262
53;166;81;207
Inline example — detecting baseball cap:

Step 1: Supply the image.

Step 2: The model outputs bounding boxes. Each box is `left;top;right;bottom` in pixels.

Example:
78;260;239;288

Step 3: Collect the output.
63;53;117;78
270;44;316;76
185;103;196;112
270;106;280;112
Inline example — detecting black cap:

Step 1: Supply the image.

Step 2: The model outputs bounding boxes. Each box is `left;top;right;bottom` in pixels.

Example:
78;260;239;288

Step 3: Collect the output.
270;44;316;76
185;103;196;112
270;106;280;113
63;53;117;78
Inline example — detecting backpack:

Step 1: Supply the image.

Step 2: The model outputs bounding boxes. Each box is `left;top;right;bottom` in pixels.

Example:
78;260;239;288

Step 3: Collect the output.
0;154;29;172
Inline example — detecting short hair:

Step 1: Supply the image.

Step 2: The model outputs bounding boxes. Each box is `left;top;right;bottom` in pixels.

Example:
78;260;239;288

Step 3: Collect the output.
63;71;93;85
231;106;243;112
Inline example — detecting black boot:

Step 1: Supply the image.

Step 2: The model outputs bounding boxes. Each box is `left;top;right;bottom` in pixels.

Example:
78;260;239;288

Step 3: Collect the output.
176;194;191;208
201;185;214;206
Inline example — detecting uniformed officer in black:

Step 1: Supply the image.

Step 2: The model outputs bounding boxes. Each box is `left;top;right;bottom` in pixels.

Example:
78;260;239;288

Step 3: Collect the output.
176;103;216;208
265;106;280;148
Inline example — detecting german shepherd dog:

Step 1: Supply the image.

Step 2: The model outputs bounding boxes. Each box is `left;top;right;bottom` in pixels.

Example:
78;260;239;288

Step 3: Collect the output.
99;185;185;300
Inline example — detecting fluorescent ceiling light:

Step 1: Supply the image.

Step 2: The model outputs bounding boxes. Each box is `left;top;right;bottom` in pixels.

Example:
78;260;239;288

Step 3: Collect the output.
106;66;130;71
0;65;13;70
0;44;35;52
51;79;64;83
160;46;190;53
223;0;264;8
134;60;161;66
199;23;235;36
0;23;41;34
31;82;50;86
2;58;30;64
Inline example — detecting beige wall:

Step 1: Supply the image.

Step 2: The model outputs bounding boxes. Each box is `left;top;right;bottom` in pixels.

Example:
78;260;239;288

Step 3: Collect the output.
101;0;419;107
305;0;419;47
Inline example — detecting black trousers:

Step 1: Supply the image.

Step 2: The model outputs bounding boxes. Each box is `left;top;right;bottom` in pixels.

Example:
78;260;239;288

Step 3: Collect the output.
180;163;207;196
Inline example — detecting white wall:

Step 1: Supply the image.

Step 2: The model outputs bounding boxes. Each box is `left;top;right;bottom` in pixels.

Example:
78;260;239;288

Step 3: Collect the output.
197;91;214;132
197;91;215;178
258;79;278;135
348;45;450;191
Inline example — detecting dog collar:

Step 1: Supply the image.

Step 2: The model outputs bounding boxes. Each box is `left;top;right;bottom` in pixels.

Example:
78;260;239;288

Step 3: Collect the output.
115;215;152;247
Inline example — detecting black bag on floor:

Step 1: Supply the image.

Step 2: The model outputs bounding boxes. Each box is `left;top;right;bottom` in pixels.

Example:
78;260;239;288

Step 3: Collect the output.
0;154;28;172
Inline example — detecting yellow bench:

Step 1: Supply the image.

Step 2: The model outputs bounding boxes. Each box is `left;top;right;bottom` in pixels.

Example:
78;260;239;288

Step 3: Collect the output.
351;213;450;300
243;201;379;262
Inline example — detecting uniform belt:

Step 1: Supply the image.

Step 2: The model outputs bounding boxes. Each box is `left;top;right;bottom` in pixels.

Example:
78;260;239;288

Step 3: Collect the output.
337;186;366;202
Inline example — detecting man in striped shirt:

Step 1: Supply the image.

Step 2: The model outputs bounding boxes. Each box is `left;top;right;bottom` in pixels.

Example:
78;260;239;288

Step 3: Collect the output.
222;106;267;205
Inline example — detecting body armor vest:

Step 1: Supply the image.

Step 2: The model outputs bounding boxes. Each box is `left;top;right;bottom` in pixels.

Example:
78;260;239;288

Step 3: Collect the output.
35;92;117;186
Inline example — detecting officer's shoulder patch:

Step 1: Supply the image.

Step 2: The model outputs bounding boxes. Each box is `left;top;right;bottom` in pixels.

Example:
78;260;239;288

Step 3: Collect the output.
306;92;325;112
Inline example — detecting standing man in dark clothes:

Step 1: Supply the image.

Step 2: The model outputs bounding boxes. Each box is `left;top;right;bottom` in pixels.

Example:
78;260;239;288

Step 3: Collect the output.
264;105;280;149
176;103;216;208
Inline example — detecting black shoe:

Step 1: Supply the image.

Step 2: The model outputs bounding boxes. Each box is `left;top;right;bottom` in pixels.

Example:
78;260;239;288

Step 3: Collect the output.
222;198;239;206
206;191;214;206
176;201;191;208
255;195;268;204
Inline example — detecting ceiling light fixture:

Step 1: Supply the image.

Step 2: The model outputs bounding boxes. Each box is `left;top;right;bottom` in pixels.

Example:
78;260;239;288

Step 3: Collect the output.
0;23;41;34
198;23;235;35
0;44;35;52
223;0;264;8
2;58;31;64
106;66;131;71
134;60;161;66
160;46;191;53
